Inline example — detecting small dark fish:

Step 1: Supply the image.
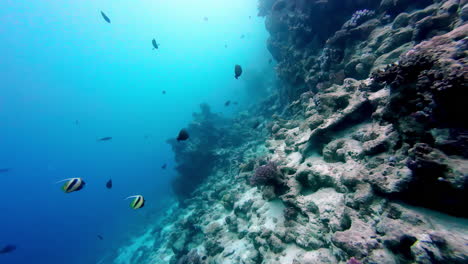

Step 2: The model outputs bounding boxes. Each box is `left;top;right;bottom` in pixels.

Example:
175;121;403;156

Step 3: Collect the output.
152;39;159;50
0;168;10;173
75;120;79;125
176;129;189;141
224;100;231;107
98;137;112;141
106;179;112;189
203;17;208;21
101;11;111;23
162;90;166;94
269;58;273;64
240;34;245;39
0;244;16;254
161;163;167;169
224;44;228;48
234;65;242;79
97;235;104;240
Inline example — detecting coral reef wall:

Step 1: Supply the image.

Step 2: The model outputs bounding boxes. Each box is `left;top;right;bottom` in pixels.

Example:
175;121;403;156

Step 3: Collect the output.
260;0;462;102
114;1;467;263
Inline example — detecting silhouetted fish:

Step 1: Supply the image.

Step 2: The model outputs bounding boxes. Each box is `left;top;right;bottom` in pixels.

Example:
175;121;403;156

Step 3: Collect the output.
240;34;245;39
162;90;166;94
97;235;104;240
106;179;112;189
101;11;111;23
152;39;159;50
176;129;189;141
161;163;167;169
0;244;16;254
224;44;228;48
98;137;112;141
0;168;10;173
234;65;242;79
225;100;231;107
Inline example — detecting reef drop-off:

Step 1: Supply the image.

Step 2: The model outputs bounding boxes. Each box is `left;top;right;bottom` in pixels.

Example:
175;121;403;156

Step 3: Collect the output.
114;1;467;263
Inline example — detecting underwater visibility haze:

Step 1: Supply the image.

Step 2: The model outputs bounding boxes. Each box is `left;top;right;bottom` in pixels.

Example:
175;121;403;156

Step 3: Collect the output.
1;0;271;263
1;0;468;264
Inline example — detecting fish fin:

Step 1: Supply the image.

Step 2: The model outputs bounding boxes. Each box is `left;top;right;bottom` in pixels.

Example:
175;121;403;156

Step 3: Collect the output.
54;178;74;184
125;195;139;200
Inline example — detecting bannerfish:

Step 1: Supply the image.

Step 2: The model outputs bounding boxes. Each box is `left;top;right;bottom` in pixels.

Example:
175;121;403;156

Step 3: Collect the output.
0;168;10;173
152;39;159;50
234;65;242;79
106;179;112;189
125;195;145;210
162;90;166;94
98;137;112;141
161;163;167;169
97;235;103;240
56;178;85;193
176;129;189;141
225;100;231;107
101;11;111;23
0;244;16;254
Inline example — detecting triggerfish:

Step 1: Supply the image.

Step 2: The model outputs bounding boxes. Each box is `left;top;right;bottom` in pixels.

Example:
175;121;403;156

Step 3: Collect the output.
56;178;86;193
176;129;189;141
106;179;112;189
234;65;242;79
125;195;145;209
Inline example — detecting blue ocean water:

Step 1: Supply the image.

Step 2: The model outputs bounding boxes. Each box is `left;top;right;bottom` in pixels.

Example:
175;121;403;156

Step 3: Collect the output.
0;1;272;263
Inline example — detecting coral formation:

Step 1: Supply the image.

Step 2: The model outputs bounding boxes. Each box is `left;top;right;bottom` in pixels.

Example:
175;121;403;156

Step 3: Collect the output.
114;1;468;263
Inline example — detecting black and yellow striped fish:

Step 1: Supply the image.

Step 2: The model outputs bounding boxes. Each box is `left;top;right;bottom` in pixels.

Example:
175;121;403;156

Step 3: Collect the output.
56;178;86;193
125;195;145;209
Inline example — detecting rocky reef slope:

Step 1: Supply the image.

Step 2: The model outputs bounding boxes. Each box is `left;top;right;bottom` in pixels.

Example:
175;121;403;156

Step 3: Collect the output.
114;0;467;263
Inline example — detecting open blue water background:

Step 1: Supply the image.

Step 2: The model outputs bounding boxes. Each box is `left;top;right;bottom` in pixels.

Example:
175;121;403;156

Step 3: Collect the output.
0;1;271;263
